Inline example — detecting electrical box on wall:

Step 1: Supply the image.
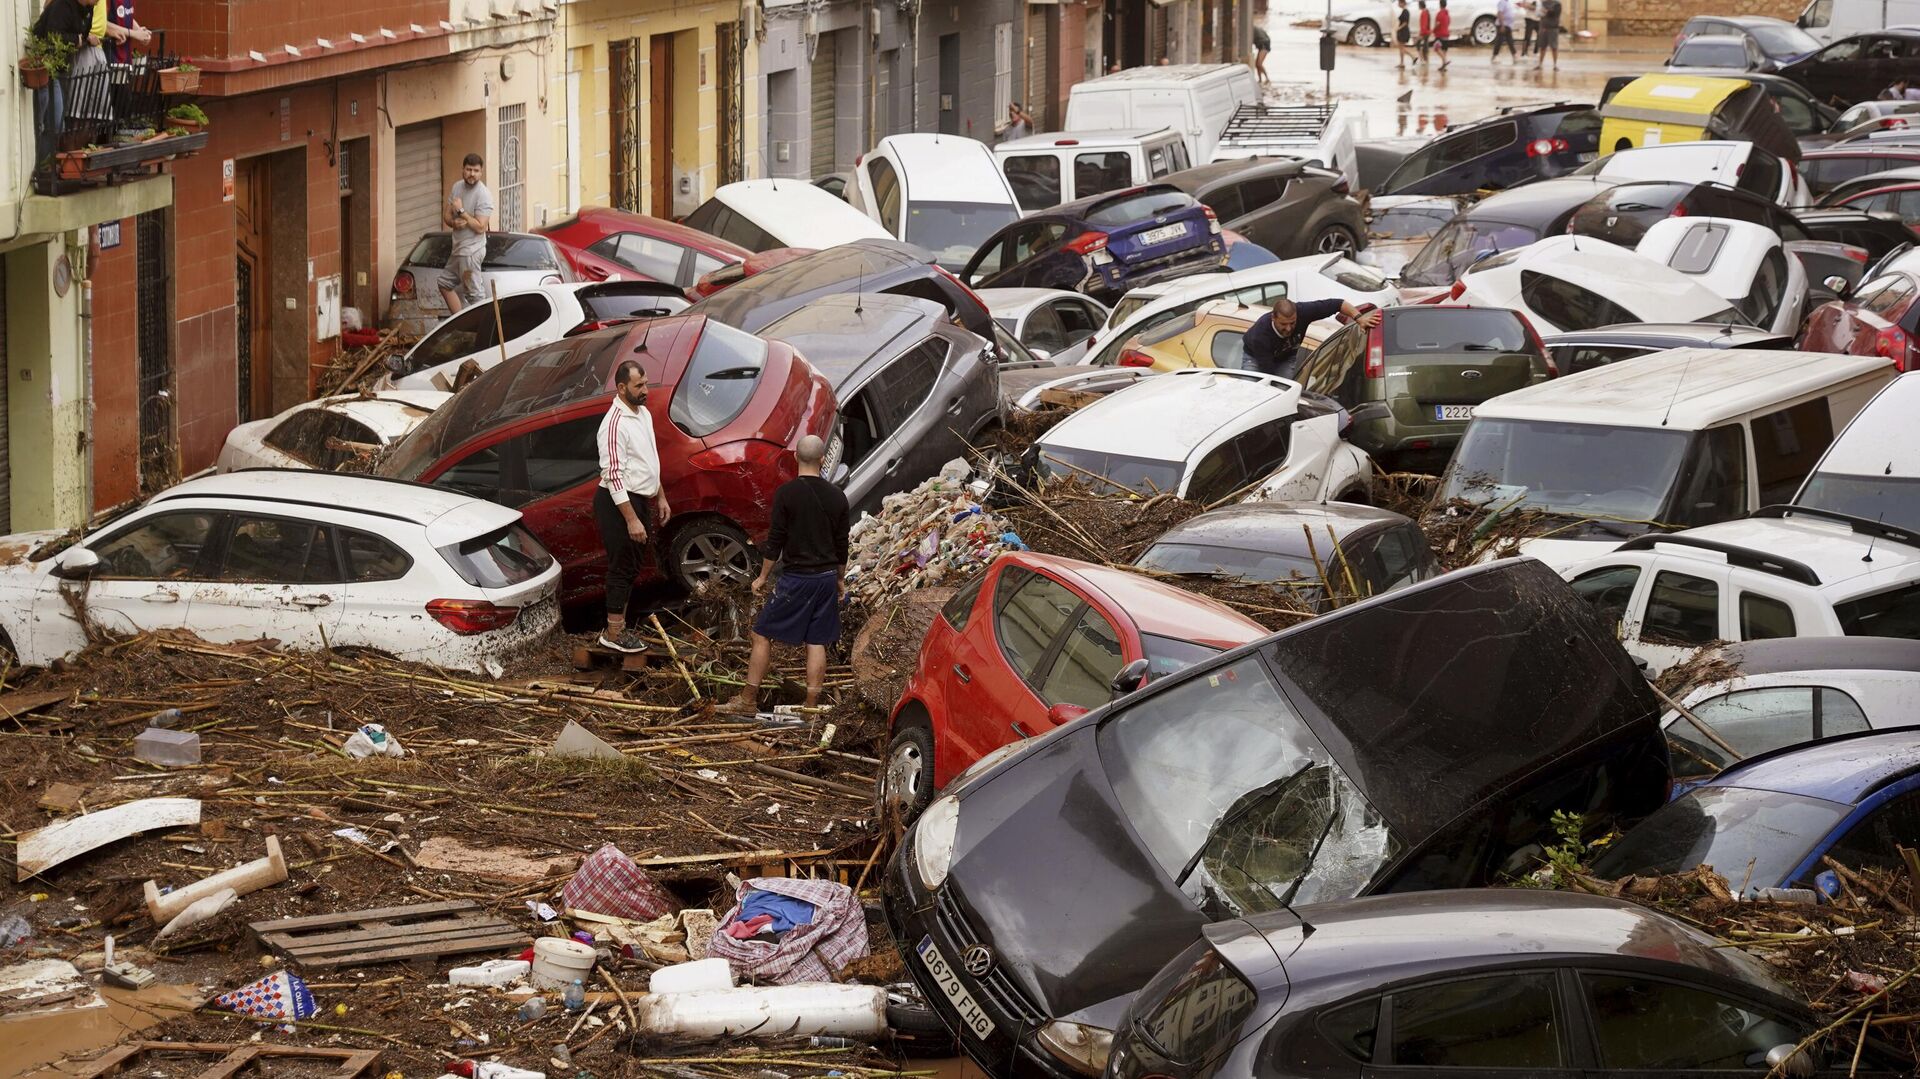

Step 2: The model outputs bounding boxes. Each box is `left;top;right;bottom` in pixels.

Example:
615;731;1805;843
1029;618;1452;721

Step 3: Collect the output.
316;275;342;340
672;170;699;219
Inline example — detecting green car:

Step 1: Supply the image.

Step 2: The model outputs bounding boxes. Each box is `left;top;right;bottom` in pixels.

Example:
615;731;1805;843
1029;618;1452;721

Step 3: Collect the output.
1294;304;1555;474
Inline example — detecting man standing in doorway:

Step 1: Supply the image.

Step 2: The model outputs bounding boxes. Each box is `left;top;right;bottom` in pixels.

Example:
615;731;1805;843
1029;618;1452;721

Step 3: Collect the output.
594;360;671;654
439;153;494;314
1242;297;1381;381
727;435;851;715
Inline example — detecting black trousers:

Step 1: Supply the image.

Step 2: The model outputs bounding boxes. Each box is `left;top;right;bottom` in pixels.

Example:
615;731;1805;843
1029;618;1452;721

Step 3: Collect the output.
1492;25;1516;57
594;485;656;616
1522;19;1538;52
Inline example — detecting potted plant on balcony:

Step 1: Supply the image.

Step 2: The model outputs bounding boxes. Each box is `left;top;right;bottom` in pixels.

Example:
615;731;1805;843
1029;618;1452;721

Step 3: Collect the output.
55;146;106;180
165;103;208;134
20;32;75;89
157;61;198;94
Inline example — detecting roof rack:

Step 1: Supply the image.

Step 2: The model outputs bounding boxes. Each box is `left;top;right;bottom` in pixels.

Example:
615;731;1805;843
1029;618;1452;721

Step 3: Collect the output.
1615;532;1821;586
1752;504;1920;550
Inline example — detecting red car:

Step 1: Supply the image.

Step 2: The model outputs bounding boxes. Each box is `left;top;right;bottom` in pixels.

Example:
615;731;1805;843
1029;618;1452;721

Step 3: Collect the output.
1830;181;1920;229
378;314;836;605
879;552;1267;818
1798;266;1920;370
537;207;751;291
692;247;816;298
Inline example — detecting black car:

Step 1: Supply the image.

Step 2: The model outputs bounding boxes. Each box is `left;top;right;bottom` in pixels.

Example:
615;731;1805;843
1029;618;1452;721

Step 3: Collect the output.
1676;14;1822;65
1134;503;1438;611
1160;158;1368;259
1377;104;1602;197
1108;890;1909;1079
1543;322;1794;375
683;238;995;339
960;184;1226;304
1398;176;1622;290
1565;179;1802;245
1667;34;1773;73
884;559;1670;1079
1781;29;1920;107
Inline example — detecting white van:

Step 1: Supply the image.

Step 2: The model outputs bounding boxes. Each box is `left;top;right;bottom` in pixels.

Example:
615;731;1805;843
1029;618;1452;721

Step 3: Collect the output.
848;134;1022;271
1063;63;1260;163
994;128;1192;211
1795;371;1920;530
1797;0;1920;43
681;179;892;252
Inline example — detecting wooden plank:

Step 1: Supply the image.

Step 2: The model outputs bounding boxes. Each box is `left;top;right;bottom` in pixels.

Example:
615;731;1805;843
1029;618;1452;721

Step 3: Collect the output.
16;797;200;881
78;1041;379;1079
0;688;69;722
296;929;528;970
249;900;477;934
266;916;515;955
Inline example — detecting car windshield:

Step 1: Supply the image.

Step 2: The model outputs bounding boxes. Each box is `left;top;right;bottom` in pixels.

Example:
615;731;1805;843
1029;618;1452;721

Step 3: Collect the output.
1746;22;1817;56
1098;655;1399;918
1797;472;1920;534
1037;445;1185;495
1569;184;1689;245
904;201;1020;266
1440;419;1693;524
1370;201;1458;241
670;321;770;437
1675;40;1750;66
1590;786;1847;892
1401;219;1542;288
1137;541;1324;585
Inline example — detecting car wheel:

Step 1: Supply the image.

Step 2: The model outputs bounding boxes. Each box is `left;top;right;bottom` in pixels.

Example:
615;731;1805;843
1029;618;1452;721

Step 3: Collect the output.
879;720;937;825
1314;224;1359;256
1351;20;1382;47
1471;15;1497;44
666;518;756;591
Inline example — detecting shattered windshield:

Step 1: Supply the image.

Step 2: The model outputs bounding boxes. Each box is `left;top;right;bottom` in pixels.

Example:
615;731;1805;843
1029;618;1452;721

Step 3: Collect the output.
1098;655;1401;919
1400;219;1541;288
1439;418;1693;525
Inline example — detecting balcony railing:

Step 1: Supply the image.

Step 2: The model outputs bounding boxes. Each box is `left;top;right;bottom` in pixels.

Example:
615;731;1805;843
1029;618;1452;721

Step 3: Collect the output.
31;34;207;196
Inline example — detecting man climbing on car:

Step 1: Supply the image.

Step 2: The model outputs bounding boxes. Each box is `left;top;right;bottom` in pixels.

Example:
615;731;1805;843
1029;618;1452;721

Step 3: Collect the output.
1242;297;1381;381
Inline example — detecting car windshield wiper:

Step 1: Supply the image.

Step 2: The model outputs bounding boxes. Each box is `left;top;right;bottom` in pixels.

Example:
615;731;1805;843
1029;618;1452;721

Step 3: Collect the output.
1457;343;1502;351
1174;761;1317;889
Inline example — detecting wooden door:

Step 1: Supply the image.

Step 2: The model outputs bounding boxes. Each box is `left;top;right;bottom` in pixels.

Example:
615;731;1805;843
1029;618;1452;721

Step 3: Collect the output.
650;35;673;218
232;158;272;423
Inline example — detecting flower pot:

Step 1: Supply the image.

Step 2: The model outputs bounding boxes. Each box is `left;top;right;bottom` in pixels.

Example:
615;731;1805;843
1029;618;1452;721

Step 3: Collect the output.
168;118;204;134
56;152;92;180
19;61;49;89
158;67;199;94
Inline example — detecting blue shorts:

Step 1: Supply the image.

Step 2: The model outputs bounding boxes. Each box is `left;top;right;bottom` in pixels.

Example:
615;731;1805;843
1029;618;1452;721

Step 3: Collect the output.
752;570;843;646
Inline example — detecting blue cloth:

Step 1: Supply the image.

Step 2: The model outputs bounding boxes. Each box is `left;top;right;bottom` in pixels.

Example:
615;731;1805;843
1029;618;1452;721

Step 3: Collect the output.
739;889;818;933
752;569;842;646
1242;298;1346;378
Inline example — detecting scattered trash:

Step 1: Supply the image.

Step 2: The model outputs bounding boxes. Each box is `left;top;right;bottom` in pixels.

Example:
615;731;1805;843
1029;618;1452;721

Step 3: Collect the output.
342;723;405;759
15;797;201;881
448;959;530;987
1846;970;1890;995
525;900;559;922
634;982;886;1038
211;969;319;1028
0;914;31;948
144;835;287;922
649;957;736;994
155;886;237;940
150;707;185;728
844;466;1022;608
516;995;548;1021
560;844;678;922
550;718;623;761
563;977;586;1012
530;937;595;990
679;909;719;961
100;937;155;989
707;877;869;985
450;1062;545;1079
133;726;202;766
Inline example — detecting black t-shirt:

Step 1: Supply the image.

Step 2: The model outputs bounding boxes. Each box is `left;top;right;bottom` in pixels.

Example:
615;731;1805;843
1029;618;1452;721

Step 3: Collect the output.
34;0;91;43
1253;27;1272;49
762;475;850;575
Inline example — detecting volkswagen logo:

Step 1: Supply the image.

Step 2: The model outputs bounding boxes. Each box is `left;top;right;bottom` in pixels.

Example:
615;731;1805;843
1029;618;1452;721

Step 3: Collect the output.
1461;369;1483;380
963;946;994;977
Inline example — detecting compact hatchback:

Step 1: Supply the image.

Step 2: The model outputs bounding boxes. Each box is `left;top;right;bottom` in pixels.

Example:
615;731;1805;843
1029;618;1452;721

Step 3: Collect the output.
378;315;836;603
535;206;749;288
960;184;1226;303
217;390;450;473
1377;105;1602;197
387;232;577;336
879;551;1265;819
1135;502;1439;610
1798;265;1920;370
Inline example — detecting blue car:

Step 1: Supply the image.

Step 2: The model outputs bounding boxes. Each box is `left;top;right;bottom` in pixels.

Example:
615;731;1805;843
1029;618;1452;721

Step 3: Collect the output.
958;184;1225;303
1593;729;1920;898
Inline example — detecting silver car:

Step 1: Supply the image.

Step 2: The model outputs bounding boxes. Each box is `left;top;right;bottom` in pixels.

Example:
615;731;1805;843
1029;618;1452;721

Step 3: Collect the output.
761;293;1002;516
386;232;578;337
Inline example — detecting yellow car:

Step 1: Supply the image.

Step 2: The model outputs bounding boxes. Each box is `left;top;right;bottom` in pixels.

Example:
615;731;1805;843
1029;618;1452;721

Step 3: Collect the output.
1114;299;1337;371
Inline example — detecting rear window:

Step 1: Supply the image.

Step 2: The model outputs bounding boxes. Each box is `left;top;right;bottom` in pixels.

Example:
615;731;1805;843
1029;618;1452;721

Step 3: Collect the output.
1568;183;1689;245
1086;189;1195;228
1138;312;1203;347
670;320;770;437
1674;39;1749;66
1131;942;1259;1066
1837;581;1920;638
1666;223;1732;274
1386;308;1530;354
1137;541;1321;584
438;523;552;589
1519;269;1639;330
579;287;689;322
1037;445;1184;495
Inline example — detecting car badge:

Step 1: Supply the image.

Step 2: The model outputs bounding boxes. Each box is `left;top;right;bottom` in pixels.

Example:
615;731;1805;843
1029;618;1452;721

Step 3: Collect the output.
963;946;994;977
1606;214;1617;227
1461;369;1483;380
1155;215;1167;224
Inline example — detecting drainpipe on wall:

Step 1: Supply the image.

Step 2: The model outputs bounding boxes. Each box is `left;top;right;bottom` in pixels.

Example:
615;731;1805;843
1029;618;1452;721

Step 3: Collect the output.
77;244;94;517
908;0;921;132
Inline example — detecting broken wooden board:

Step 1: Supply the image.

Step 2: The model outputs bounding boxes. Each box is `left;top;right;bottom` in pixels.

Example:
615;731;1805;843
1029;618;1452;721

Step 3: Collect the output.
79;1041;379;1079
36;782;86;814
0;688;70;724
250;900;523;970
413;836;571;882
1036;386;1107;411
16;797;201;881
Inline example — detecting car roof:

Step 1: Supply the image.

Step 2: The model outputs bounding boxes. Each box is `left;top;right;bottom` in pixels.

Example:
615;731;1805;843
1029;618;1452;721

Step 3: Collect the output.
996;128;1178;152
1010;552;1266;646
1163;156;1312;191
1704;728;1920;803
1652;510;1920;589
1815;371;1920;478
1710;635;1920;679
760;293;948;383
1474;348;1890;428
1074;63;1249;85
1544;322;1790;347
1148;502;1409;553
147;469;520;545
1466;235;1732;316
544;207;750;258
1460;176;1624;222
1593;141;1753;182
1055;183;1188;219
1676;33;1754;45
711;179;893;245
1039;370;1291;460
324;391;450;437
872;133;1015;203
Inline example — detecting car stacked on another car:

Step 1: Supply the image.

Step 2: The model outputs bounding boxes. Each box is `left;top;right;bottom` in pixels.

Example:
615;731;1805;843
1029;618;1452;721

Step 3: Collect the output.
1542;322;1793;375
1134;501;1440;610
218;390;452;474
1396;176;1624;295
1161;157;1368;258
535;206;750;288
960;184;1227;303
1451;236;1745;334
387;232;578;336
1377;104;1603;197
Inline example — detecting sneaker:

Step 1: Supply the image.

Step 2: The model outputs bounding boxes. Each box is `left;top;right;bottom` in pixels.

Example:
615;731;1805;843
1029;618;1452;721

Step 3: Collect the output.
598;628;649;654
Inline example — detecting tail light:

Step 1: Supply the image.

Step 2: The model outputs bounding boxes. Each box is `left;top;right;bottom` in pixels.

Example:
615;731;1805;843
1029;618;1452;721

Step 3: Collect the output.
1526;137;1570;157
1119;348;1155;368
1365;322;1385;378
1065;231;1110;255
392;271;415;297
930;265;995;325
1515;311;1556;376
1448;280;1468;300
1875;326;1911;370
426;599;520;635
1844;245;1870;264
1200;206;1222;235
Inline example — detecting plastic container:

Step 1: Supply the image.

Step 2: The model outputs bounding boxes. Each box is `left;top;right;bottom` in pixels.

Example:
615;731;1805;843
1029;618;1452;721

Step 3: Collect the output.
529;937;595;989
449;1063;545;1079
648;957;736;994
635;983;886;1038
563;978;585;1012
516;996;547;1021
134;727;201;766
449;959;531;986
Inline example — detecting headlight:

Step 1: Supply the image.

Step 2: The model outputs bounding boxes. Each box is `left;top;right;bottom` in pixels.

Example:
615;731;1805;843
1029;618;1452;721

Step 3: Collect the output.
1035;1021;1114;1077
912;795;961;890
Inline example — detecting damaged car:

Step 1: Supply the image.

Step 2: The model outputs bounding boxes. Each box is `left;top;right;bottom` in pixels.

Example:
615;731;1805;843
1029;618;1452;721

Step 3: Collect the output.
884;558;1671;1079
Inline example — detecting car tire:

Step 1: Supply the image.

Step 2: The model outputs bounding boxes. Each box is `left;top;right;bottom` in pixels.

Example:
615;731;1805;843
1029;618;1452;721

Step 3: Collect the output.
665;517;757;591
1472;15;1498;44
1350;20;1382;47
1314;224;1360;256
878;720;937;826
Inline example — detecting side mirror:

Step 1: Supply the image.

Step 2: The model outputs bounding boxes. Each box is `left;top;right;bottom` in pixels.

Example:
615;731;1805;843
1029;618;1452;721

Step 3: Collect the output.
1823;274;1850;297
1028;347;1053;362
1045;702;1090;727
1110;658;1152;697
1765;1045;1818;1079
53;547;99;579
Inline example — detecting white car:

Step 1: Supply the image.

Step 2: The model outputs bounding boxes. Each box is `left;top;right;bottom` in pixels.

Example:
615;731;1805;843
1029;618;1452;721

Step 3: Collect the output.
1634;216;1809;335
217;390;451;474
978;287;1111;360
1795;372;1920;532
1562;505;1920;675
1452;235;1743;334
1355;194;1469;281
1031;367;1374;504
1575;140;1811;208
1327;0;1501;46
682;179;894;252
849;133;1023;271
381;281;688;392
0;472;561;674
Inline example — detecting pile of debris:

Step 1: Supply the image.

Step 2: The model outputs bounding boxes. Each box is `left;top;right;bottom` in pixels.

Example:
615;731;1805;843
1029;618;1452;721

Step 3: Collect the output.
844;463;1023;610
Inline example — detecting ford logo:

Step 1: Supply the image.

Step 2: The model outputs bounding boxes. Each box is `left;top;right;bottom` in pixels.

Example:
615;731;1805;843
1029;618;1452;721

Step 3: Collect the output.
963;946;994;977
1461;370;1483;380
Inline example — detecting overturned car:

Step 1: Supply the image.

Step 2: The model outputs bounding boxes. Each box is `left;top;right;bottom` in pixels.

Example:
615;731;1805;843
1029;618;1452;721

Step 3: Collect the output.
883;558;1671;1079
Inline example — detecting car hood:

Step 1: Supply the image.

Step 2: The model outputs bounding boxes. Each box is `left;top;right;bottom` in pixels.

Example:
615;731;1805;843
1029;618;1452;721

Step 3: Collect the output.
1501;534;1628;572
0;530;68;574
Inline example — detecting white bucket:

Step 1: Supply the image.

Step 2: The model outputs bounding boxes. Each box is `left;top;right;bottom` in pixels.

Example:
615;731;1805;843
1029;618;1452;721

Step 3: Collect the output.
530;937;595;989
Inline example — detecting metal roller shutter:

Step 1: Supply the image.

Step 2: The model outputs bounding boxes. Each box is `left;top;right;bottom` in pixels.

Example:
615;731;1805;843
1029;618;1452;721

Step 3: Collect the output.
1027;11;1050;128
810;39;836;178
0;258;9;534
394;122;444;253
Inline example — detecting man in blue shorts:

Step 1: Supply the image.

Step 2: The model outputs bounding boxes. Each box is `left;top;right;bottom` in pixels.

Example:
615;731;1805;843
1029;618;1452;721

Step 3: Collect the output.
728;435;850;713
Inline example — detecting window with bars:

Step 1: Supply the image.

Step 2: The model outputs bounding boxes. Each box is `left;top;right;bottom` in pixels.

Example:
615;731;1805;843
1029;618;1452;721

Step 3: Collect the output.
609;39;641;212
497;104;526;232
994;22;1014;119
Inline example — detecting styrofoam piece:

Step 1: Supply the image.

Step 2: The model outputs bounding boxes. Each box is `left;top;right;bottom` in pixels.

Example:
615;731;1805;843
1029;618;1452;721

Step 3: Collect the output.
449;958;532;986
155;887;236;939
647;957;735;994
634;982;886;1038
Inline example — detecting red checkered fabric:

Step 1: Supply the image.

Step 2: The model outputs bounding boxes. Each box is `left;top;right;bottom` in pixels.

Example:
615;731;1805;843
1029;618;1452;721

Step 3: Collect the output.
561;844;678;921
706;877;869;984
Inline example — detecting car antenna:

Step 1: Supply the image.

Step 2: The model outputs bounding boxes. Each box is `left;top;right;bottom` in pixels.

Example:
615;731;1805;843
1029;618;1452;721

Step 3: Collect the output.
1659;349;1698;427
633;318;652;354
1864;509;1887;564
855;267;865;316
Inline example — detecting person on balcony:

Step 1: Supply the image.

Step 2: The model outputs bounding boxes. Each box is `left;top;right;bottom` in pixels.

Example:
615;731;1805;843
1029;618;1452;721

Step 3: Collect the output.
104;1;153;63
31;0;101;163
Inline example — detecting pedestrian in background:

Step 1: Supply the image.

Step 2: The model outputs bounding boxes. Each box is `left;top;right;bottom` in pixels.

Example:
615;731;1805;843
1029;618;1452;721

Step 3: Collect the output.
593;360;670;654
1433;0;1452;70
1416;0;1432;65
439;153;493;314
1252;23;1272;83
1534;0;1561;68
1492;0;1518;61
1000;101;1033;142
1521;0;1539;56
728;435;851;715
1395;0;1414;68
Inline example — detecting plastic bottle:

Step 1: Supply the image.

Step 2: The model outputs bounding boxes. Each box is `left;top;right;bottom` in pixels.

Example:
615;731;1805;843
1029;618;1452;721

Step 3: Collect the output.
516;996;548;1021
449;1063;545;1079
809;1036;859;1048
152;707;184;728
563;978;586;1013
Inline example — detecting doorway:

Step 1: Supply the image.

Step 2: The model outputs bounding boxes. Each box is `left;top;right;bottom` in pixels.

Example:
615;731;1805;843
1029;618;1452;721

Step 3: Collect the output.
233;150;309;421
339;136;372;331
938;33;959;135
649;35;673;218
232;158;271;424
136;210;174;493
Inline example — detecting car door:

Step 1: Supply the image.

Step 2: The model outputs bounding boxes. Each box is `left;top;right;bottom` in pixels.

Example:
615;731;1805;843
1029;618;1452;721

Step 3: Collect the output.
1630;563;1735;676
839;344;945;515
1018;301;1070;356
943;566;1083;765
1053;298;1106;350
1028;601;1130;728
184;511;346;650
78;509;223;636
1356;970;1580;1079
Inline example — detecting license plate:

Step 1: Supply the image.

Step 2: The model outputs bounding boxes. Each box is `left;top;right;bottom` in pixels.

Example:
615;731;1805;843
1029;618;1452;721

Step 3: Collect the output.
1139;223;1188;245
916;935;997;1040
1577;152;1597;162
1436;404;1475;420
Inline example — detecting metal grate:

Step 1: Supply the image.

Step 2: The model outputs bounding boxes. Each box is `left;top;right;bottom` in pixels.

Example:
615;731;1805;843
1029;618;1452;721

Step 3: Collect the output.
931;890;1047;1028
497;103;526;231
717;22;743;185
235;255;254;424
32;33;174;194
609;39;641;212
136;210;175;493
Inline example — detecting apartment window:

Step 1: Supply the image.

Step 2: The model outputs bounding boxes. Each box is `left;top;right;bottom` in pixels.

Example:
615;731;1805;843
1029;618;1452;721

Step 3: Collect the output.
994;21;1014;120
497;103;526;232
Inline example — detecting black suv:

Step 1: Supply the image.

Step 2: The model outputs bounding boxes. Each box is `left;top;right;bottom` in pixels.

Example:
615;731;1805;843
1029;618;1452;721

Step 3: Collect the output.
1378;104;1602;196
